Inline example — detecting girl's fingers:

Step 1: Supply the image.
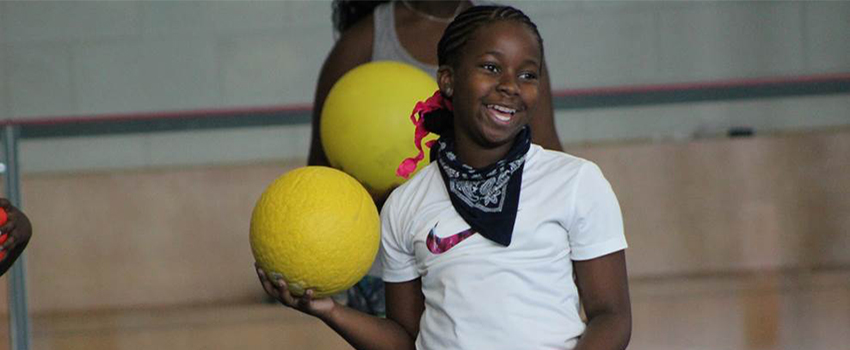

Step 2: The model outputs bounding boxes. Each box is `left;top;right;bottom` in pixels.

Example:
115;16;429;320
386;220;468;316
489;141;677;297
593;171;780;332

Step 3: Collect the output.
0;199;10;209
260;277;276;295
255;264;303;308
255;266;267;282
275;279;299;306
256;267;281;299
298;289;316;310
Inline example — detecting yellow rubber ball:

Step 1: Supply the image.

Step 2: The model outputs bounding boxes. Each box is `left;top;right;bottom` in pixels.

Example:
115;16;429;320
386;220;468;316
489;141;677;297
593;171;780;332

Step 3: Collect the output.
249;166;380;298
321;61;438;199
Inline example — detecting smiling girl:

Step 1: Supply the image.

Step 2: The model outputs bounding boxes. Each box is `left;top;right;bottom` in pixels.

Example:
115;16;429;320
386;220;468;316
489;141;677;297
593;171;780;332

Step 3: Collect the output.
257;6;631;350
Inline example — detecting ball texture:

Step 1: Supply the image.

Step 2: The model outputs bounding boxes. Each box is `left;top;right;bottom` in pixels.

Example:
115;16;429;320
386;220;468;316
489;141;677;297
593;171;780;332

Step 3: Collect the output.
321;61;438;199
250;166;380;298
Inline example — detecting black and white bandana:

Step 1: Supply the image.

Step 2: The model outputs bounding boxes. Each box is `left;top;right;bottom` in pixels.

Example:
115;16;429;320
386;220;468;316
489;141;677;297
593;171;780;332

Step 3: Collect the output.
430;126;531;247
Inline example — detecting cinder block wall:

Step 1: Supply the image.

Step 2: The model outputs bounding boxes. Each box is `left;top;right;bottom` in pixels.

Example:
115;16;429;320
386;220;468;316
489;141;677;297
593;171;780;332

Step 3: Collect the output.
0;1;848;173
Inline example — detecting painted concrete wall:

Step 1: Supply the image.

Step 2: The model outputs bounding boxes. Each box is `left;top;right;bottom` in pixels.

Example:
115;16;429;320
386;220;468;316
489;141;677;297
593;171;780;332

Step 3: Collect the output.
1;0;849;173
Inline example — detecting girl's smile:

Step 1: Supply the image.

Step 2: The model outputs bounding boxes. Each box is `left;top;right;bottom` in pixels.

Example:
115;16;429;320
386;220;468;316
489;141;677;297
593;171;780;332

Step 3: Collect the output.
486;103;520;123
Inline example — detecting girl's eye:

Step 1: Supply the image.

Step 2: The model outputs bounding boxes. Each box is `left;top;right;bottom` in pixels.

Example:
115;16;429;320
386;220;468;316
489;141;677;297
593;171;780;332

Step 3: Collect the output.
481;64;500;73
519;71;539;81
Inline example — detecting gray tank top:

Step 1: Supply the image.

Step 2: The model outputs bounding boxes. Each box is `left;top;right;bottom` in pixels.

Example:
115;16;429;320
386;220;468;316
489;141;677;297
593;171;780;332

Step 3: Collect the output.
372;2;439;78
371;1;488;78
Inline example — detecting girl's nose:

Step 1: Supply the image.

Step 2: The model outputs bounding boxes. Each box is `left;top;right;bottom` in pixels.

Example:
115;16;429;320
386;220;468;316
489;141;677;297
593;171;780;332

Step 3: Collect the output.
496;75;519;95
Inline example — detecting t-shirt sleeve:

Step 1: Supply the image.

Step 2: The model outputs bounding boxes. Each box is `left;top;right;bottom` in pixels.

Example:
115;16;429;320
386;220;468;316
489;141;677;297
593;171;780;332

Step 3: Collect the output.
567;161;628;261
379;191;420;282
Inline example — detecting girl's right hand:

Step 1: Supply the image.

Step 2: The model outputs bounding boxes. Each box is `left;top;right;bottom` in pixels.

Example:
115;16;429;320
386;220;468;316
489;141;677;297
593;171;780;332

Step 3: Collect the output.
255;263;337;321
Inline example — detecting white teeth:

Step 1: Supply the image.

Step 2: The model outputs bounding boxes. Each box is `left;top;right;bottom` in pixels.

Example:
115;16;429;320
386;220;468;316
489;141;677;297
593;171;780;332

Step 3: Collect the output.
494;114;511;122
487;104;517;123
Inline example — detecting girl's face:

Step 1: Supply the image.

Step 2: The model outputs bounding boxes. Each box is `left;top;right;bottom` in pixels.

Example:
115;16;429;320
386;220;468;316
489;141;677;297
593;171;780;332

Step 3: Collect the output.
440;20;542;150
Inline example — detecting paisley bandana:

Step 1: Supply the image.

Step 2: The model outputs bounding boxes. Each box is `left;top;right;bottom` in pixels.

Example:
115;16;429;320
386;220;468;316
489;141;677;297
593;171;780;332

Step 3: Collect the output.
430;126;531;247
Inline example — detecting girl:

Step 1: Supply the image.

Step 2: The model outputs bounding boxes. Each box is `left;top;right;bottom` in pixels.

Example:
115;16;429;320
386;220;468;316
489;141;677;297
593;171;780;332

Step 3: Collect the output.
258;6;631;350
314;0;564;317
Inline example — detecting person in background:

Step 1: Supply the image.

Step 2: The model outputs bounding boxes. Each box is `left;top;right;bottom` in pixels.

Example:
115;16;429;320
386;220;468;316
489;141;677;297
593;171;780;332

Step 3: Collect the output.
0;198;33;276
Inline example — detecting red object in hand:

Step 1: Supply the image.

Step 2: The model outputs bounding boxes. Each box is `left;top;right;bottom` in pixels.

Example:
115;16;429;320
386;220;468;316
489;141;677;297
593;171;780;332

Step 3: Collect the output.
0;208;6;226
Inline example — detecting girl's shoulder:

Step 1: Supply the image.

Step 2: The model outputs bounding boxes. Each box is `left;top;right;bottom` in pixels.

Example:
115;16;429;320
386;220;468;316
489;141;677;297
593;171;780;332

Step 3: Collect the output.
381;161;442;214
527;144;588;170
526;144;608;186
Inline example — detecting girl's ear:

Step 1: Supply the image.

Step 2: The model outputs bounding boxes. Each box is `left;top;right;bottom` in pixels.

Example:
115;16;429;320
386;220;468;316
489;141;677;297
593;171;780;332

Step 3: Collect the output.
437;66;454;98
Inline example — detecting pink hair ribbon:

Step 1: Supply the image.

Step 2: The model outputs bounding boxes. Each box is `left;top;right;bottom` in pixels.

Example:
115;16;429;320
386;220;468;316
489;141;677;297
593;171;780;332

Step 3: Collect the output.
396;90;453;179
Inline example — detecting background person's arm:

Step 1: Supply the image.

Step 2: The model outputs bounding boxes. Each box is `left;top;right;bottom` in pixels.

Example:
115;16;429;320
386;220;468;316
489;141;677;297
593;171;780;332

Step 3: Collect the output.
308;17;375;166
529;60;563;151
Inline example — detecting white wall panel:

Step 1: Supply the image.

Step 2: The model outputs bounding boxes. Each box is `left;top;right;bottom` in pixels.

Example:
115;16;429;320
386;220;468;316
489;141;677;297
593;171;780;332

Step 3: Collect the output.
538;9;659;88
0;1;141;43
729;95;850;132
657;1;805;82
0;43;9;118
19;124;311;174
555;94;850;145
146;125;311;167
219;30;332;106
281;0;336;28
72;38;220;115
139;1;331;37
577;0;683;13
139;1;215;37
20;133;152;173
7;44;76;118
805;1;850;72
208;1;318;35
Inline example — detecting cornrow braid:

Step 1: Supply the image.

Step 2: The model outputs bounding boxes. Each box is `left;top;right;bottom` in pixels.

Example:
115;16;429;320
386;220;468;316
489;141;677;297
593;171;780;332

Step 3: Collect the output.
437;5;543;67
423;5;543;135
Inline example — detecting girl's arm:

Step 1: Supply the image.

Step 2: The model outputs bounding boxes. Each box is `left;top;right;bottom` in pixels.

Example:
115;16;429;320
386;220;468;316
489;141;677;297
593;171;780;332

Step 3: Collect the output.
307;16;375;167
327;279;424;350
572;250;632;350
256;267;422;350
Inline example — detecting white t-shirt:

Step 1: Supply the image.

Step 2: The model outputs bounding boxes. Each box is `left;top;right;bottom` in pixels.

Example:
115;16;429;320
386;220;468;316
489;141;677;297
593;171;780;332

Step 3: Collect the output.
380;145;628;350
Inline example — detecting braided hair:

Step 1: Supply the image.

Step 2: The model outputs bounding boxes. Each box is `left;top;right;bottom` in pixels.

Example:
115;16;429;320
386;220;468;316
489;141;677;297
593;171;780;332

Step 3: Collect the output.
423;5;544;135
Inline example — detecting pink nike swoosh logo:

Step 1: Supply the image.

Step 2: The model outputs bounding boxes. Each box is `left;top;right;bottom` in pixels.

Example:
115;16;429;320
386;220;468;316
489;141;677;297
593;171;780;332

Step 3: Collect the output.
426;224;476;254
